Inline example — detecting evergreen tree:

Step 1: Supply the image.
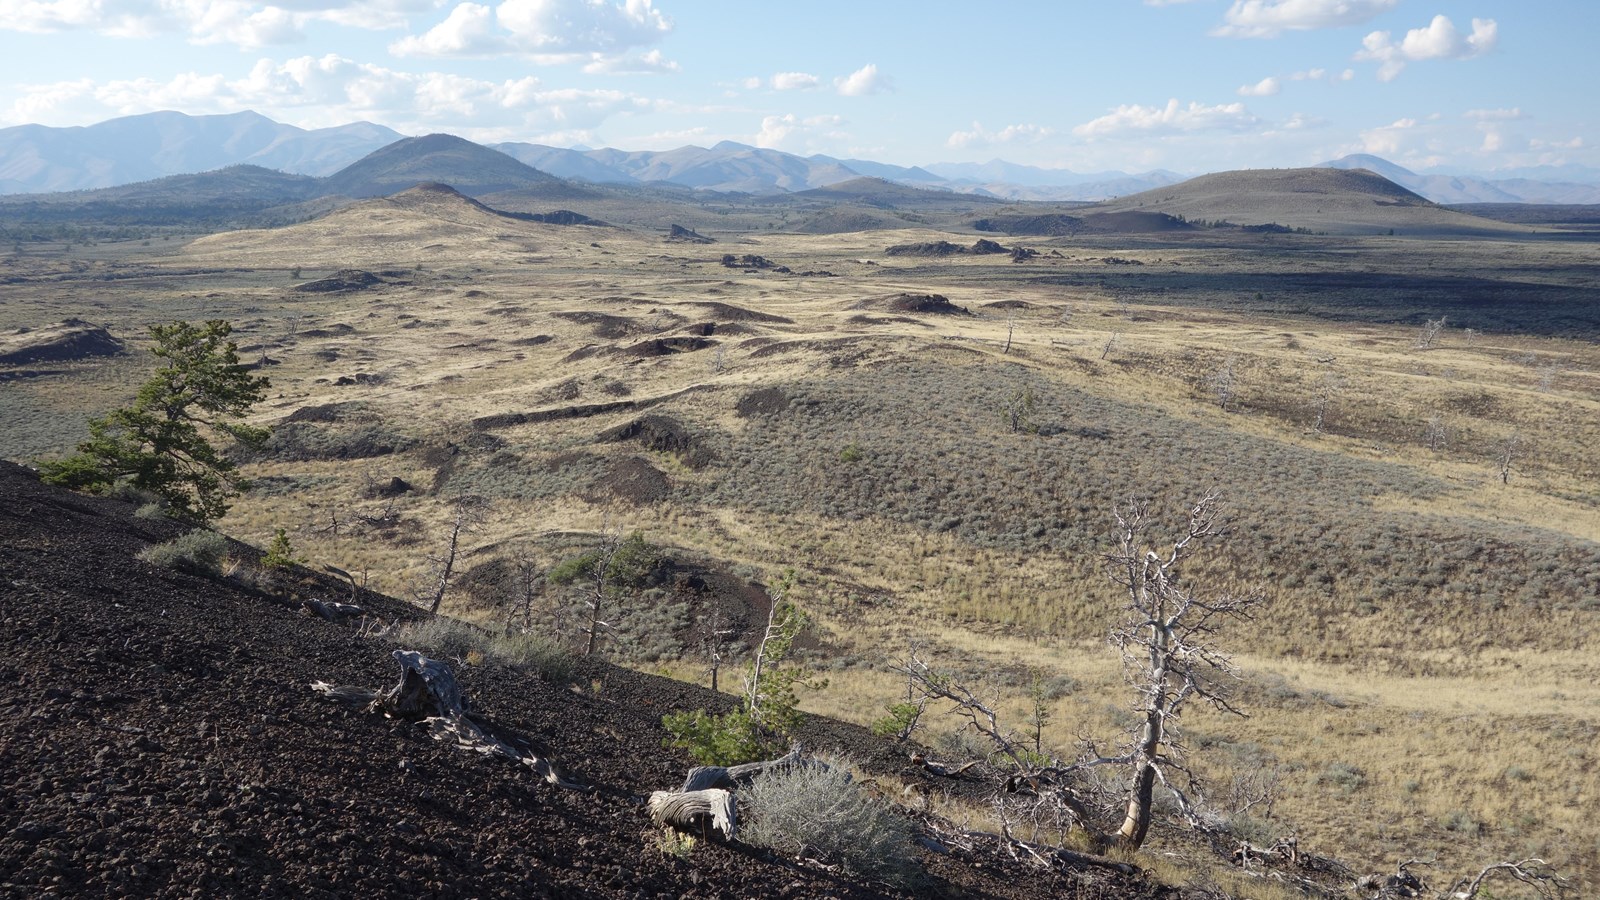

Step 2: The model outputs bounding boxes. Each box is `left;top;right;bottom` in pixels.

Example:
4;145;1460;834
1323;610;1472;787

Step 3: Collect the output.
40;320;269;522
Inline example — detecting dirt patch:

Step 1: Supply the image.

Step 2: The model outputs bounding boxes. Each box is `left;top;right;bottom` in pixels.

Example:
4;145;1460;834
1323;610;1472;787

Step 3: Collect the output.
299;323;356;338
509;335;554;347
720;254;791;273
736;387;791;418
984;299;1034;310
885;240;963;257
593;456;670;505
0;318;125;366
847;314;933;328
597;415;716;469
280;401;370;424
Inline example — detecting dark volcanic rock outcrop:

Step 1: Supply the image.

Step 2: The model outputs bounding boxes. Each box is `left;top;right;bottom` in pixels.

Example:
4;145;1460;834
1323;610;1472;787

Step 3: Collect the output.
0;318;125;365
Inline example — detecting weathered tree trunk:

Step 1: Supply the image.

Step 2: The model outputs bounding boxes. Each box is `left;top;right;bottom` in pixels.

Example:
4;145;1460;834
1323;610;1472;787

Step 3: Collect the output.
312;650;586;791
679;745;818;792
649;789;737;841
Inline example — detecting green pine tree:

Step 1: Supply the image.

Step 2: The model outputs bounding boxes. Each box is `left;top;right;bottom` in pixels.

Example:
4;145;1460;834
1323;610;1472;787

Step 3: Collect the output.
39;320;270;523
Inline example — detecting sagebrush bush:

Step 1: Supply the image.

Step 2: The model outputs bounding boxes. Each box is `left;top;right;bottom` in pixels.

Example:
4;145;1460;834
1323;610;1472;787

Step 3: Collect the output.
138;529;229;574
742;759;920;888
392;617;573;682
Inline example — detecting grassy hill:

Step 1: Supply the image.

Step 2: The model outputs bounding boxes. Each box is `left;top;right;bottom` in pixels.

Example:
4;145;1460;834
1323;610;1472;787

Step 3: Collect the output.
1082;167;1530;236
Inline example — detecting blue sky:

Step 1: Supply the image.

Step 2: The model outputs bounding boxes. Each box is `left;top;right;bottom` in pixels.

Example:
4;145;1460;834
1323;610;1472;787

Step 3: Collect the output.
1;0;1593;174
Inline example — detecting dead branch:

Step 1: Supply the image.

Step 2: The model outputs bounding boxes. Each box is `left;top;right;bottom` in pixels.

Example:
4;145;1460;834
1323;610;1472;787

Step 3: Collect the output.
649;789;737;841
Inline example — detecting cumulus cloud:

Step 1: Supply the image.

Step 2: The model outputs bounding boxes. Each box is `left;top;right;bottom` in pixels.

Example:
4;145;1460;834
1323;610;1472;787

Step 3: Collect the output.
1213;0;1398;38
1356;15;1498;81
1237;76;1280;97
946;121;1052;149
5;53;658;135
753;112;845;151
0;0;439;46
582;48;677;74
770;72;819;91
390;0;671;60
835;63;891;96
1073;99;1259;138
1354;116;1419;156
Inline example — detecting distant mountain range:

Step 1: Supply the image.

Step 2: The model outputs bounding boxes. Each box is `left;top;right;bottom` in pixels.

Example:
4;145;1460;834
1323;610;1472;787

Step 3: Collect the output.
3;110;1598;207
1314;154;1600;205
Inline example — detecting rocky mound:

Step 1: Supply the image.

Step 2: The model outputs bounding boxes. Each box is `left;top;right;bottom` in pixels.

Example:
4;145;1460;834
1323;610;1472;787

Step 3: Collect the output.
504;209;609;227
292;269;385;294
666;224;714;243
0;319;125;366
720;254;790;273
853;293;972;316
885;239;1016;257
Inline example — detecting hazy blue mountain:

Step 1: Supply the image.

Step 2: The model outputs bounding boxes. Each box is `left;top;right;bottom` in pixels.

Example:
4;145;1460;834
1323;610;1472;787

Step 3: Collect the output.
0;111;401;194
1317;153;1600;204
491;142;639;184
320;133;561;199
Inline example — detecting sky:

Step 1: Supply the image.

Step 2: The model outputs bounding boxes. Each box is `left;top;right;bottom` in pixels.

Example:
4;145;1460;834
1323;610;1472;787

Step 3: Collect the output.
0;0;1595;175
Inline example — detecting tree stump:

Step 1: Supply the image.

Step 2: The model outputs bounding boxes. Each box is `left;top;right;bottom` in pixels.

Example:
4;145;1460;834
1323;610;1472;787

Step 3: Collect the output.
649;789;737;841
311;649;585;791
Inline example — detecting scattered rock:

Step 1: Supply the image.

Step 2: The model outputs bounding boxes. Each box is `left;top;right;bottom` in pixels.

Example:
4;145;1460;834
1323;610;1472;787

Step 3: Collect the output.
666;224;714;244
292;270;384;294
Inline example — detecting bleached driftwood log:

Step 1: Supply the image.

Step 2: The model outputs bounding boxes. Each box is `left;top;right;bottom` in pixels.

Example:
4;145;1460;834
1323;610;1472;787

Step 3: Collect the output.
303;597;364;622
312;649;585;790
680;744;830;792
649;788;738;841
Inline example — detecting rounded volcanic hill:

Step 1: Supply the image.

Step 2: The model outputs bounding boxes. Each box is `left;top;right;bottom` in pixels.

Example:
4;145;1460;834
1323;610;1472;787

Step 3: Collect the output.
1083;167;1532;236
320;133;563;199
181;182;591;267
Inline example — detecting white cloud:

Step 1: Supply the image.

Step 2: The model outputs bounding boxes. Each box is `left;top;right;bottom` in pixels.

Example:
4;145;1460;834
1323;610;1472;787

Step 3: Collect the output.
834;63;890;96
582;48;678;74
740;76;761;90
1464;107;1523;121
1356;15;1498;81
946;121;1052;149
494;0;670;54
1237;76;1280;97
1354;116;1418;155
5;53;661;135
753;112;846;151
1213;0;1399;38
1529;137;1582;150
770;72;819;91
390;2;508;56
1073;99;1259;138
0;0;440;46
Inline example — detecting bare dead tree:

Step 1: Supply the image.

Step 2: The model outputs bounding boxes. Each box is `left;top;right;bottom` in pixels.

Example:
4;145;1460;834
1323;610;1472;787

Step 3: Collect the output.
1208;356;1238;411
578;527;625;656
1424;414;1450;451
689;597;743;693
417;495;489;614
895;651;1042;777
1076;492;1262;850
1497;431;1522;485
501;546;545;635
1100;331;1121;360
1310;371;1343;434
1415;315;1447;350
1003;310;1017;355
1446;857;1564;899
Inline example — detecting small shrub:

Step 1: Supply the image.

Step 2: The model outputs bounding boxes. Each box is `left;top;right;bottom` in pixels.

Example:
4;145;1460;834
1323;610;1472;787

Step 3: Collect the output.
393;617;573;682
261;527;302;568
138;529;229;574
1317;761;1366;794
134;502;169;520
743;759;920;888
1442;809;1480;833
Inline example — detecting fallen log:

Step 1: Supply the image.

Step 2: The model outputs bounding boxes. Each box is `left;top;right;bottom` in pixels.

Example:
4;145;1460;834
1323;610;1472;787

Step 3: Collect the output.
680;744;830;792
303;598;364;622
649;789;737;841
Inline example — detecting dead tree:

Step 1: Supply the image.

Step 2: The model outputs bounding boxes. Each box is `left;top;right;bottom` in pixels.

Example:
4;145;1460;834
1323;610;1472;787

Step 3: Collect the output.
578;528;624;656
895;651;1043;777
692;602;741;693
1497;432;1522;484
1080;492;1261;850
312;650;585;790
1310;371;1342;434
1446;857;1564;899
1208;356;1238;410
417;496;488;614
1415;316;1447;350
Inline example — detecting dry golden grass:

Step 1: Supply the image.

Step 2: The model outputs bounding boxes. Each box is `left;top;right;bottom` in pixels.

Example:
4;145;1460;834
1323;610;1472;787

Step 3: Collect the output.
4;192;1598;892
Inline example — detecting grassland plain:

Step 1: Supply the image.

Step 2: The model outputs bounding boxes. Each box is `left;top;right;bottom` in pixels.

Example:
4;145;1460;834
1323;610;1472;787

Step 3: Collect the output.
3;191;1599;894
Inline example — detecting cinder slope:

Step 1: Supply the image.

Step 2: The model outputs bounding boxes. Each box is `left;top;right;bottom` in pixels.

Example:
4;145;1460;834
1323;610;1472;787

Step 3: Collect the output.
1083;167;1531;235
